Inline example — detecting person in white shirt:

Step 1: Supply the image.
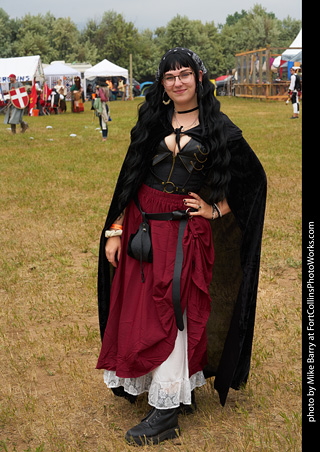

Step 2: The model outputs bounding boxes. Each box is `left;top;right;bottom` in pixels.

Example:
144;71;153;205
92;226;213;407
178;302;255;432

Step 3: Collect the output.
288;67;301;119
54;79;67;113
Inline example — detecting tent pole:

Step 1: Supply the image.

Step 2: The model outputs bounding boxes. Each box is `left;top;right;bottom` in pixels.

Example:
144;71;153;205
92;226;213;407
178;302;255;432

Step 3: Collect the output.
129;54;133;101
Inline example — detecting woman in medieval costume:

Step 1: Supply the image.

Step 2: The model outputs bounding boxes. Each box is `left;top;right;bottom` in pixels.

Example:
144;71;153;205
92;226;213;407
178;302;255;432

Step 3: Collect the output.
93;84;110;142
96;48;267;446
70;76;83;113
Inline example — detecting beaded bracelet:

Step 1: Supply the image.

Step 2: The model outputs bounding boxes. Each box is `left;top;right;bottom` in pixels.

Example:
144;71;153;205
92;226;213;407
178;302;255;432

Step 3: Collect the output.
213;203;222;218
212;203;222;220
212;204;217;220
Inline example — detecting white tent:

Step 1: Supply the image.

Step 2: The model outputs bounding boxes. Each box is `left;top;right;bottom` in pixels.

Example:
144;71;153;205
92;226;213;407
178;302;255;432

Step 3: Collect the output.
272;29;302;69
0;55;44;89
281;29;302;63
84;59;128;81
44;62;80;78
44;62;81;94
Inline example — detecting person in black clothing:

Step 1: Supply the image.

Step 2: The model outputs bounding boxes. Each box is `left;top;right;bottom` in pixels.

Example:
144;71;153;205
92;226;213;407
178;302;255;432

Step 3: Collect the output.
96;47;267;446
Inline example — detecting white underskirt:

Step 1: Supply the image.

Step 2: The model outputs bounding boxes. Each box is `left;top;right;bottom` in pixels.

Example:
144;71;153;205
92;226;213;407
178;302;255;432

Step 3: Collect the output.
103;311;206;409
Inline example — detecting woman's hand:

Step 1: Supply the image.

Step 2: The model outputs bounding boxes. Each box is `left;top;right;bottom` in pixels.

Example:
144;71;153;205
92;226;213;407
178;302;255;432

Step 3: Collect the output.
105;236;121;268
105;210;125;267
183;192;231;219
183;192;213;219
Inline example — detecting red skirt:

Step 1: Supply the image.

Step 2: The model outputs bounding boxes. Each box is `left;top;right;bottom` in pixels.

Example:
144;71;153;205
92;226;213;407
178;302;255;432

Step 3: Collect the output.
96;184;215;378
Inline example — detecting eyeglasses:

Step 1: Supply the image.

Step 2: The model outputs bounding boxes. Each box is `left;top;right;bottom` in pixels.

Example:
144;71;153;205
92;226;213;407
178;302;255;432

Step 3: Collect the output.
162;71;194;87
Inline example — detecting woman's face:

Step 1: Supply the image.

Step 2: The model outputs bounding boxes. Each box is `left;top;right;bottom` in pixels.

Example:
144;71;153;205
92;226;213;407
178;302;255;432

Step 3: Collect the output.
162;66;202;107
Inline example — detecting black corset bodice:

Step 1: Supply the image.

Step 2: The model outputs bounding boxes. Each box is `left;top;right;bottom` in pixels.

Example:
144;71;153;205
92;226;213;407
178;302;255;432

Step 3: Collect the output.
144;136;210;195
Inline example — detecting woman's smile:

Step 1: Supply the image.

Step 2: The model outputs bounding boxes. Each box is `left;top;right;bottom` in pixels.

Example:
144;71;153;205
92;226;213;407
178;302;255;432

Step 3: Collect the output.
174;88;187;94
162;66;202;109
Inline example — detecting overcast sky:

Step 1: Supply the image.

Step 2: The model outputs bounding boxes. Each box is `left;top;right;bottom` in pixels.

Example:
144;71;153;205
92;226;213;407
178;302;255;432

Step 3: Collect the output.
1;0;301;30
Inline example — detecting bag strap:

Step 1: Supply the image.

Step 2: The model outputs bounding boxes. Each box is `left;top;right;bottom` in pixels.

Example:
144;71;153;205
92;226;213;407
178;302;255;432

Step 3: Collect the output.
134;195;148;223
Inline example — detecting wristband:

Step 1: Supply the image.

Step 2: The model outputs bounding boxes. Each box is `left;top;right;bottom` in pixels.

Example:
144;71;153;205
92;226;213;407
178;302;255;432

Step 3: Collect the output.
110;224;123;230
105;229;123;238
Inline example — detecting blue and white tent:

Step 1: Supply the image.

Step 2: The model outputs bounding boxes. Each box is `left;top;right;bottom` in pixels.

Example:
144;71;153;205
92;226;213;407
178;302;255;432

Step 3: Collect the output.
0;55;44;90
272;29;302;70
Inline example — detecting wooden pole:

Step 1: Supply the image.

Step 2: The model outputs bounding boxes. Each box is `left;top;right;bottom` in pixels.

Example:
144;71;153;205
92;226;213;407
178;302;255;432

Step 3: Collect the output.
129;54;133;101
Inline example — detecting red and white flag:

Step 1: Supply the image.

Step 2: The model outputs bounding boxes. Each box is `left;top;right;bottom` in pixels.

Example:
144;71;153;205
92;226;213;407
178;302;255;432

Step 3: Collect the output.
42;82;51;100
9;86;29;109
28;81;37;114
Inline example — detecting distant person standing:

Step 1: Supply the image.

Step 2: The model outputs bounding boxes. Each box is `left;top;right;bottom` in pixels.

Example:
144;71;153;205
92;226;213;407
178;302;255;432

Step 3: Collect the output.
94;85;110;142
4;74;29;134
54;79;67;113
118;77;126;100
288;67;301;119
70;76;84;113
106;78;114;101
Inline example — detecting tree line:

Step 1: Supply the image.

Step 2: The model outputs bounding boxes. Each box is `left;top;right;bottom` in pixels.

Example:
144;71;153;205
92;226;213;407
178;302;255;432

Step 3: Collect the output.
0;5;301;81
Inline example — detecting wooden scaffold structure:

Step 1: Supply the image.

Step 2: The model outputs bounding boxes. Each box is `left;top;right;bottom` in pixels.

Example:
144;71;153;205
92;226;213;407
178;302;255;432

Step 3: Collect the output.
234;45;302;101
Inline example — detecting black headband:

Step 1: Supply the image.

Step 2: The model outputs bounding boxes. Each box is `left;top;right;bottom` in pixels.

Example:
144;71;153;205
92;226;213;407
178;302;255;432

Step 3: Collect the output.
156;47;207;81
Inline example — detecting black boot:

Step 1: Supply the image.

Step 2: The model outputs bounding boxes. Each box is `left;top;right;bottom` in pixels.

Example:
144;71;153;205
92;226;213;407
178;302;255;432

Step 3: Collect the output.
111;386;137;404
125;407;180;446
178;390;197;415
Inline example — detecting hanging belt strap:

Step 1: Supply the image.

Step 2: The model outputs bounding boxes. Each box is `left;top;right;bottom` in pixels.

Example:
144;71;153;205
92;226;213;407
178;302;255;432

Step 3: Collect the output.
146;214;188;331
134;196;189;331
171;216;188;331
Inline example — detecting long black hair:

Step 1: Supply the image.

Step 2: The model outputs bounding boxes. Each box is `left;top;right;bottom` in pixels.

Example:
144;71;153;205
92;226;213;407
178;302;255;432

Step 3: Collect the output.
117;48;231;209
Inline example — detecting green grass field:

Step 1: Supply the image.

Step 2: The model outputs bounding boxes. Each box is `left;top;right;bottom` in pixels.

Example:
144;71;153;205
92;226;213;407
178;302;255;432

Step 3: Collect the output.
0;97;302;451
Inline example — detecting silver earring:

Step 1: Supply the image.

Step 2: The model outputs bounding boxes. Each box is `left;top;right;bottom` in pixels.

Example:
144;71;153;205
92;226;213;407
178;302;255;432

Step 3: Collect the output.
162;90;171;105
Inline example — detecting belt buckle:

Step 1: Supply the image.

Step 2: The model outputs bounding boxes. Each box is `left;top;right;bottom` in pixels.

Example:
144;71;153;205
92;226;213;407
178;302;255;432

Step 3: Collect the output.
185;208;192;220
185;207;197;220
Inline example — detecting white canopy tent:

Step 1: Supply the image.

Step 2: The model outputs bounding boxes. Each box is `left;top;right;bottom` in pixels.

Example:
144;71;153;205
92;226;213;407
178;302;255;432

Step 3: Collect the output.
44;62;81;100
44;62;80;88
84;59;128;81
0;55;44;90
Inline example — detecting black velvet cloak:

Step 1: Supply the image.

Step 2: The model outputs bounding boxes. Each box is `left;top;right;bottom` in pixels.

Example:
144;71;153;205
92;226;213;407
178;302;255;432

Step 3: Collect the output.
97;112;267;407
